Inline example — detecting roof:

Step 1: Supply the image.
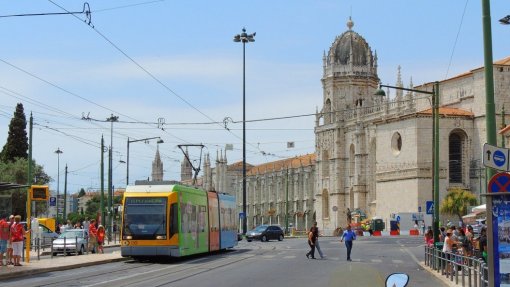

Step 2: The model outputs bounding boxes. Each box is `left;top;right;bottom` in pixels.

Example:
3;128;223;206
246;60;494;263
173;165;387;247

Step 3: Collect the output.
0;182;28;191
417;107;474;117
247;154;316;176
416;56;510;85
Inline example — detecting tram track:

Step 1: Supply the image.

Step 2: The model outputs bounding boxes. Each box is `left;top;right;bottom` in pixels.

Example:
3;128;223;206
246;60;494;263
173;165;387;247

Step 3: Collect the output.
90;244;277;287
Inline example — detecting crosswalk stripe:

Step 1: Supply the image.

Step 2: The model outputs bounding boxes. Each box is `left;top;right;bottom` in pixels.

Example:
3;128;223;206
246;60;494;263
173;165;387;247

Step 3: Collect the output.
283;256;295;259
392;260;404;264
371;259;382;263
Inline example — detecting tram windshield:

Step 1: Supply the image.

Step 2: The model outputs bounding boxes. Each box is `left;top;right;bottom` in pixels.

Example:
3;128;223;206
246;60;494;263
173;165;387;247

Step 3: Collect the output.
123;197;167;240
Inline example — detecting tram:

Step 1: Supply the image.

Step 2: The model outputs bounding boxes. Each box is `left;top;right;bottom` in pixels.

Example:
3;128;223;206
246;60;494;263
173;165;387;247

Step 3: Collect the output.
120;183;238;258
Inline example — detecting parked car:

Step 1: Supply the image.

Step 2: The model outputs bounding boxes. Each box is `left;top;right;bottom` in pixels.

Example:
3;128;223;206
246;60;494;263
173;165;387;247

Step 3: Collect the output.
20;222;59;247
246;225;284;242
52;229;88;256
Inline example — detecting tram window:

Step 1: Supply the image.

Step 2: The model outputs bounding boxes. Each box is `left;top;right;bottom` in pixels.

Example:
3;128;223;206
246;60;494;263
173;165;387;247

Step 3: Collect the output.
170;203;178;237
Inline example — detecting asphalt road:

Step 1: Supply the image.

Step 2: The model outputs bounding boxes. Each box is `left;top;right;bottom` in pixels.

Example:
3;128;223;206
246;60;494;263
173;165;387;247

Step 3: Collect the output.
2;235;446;287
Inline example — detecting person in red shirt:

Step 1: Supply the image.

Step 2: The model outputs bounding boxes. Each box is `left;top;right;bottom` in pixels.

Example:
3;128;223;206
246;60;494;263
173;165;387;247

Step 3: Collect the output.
97;225;105;254
88;219;98;253
0;215;10;266
11;215;30;266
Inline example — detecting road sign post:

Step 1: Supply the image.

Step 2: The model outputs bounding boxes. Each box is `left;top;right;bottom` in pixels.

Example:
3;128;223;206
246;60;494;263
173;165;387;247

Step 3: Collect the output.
483;143;510;171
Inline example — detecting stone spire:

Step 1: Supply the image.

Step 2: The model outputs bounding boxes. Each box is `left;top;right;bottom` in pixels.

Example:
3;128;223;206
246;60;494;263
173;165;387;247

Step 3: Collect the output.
180;147;192;182
151;146;164;181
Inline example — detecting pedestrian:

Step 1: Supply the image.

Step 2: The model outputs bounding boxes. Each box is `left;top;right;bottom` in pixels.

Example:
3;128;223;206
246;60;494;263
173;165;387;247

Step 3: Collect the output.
479;227;488;263
421;222;426;235
0;215;9;266
10;215;31;266
465;225;474;256
6;215;14;265
310;222;325;259
442;230;458;275
88;219;98;253
74;221;83;229
305;226;316;259
424;229;434;247
340;225;356;261
97;225;105;254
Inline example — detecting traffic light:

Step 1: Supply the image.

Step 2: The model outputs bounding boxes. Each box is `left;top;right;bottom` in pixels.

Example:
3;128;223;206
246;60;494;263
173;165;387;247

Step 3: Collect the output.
30;185;49;201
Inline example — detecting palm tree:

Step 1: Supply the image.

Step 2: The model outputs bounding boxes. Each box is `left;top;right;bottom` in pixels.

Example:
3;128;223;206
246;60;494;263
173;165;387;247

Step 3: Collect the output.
440;187;477;224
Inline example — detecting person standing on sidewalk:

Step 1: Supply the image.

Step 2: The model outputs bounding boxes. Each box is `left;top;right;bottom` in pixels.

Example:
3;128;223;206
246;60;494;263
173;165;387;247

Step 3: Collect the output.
0;215;9;266
97;225;105;254
88;219;98;253
6;215;14;265
11;215;30;266
340;225;356;261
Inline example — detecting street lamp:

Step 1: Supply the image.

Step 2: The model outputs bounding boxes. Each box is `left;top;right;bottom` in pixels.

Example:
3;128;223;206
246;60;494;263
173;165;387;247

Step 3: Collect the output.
126;137;163;185
54;147;63;220
374;82;440;243
233;27;255;235
499;15;510;25
106;114;118;238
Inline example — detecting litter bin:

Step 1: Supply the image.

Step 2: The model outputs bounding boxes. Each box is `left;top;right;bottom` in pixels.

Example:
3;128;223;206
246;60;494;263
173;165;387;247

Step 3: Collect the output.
370;219;385;231
434;242;444;250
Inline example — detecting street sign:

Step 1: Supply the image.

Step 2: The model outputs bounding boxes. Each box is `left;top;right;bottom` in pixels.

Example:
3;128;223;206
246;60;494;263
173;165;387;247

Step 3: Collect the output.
239;212;245;219
396;215;401;222
488;172;510;193
426;201;434;215
483;143;510;171
49;196;56;207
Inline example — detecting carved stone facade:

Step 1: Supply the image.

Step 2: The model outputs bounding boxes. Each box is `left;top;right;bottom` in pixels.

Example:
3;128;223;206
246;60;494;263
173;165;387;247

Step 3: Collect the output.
185;19;510;235
314;18;510;234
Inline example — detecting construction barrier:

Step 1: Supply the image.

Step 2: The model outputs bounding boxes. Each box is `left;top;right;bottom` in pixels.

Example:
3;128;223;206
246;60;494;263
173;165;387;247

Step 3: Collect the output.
390;230;400;236
409;229;420;236
372;230;382;236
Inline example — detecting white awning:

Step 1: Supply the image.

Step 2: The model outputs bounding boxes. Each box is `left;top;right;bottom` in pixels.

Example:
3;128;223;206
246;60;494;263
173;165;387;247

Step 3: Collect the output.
471;204;486;213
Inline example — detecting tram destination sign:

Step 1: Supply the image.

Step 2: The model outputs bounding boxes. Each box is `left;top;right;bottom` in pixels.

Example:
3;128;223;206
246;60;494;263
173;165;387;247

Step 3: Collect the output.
483;143;510;171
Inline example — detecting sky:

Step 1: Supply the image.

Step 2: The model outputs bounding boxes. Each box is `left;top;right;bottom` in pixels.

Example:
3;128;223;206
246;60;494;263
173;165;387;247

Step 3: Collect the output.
1;0;509;194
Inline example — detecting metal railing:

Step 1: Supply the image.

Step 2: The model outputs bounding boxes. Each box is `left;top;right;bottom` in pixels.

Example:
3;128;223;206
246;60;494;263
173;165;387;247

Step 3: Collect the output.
424;245;488;287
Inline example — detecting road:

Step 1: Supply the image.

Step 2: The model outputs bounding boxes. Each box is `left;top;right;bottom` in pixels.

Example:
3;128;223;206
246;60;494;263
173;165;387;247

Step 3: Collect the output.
3;235;446;287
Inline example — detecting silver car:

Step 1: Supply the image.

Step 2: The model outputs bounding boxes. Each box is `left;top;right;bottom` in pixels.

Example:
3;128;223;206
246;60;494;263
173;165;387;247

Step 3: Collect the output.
52;229;88;256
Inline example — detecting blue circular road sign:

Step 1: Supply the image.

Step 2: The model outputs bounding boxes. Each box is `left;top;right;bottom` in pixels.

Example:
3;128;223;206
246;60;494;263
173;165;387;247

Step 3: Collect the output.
493;150;507;167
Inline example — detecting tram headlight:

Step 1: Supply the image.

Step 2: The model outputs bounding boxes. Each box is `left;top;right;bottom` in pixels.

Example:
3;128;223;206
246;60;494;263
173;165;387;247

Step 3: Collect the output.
156;235;166;240
124;235;132;240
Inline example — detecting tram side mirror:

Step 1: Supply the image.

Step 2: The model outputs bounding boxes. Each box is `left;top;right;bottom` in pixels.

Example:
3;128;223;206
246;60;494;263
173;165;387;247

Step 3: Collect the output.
385;273;409;287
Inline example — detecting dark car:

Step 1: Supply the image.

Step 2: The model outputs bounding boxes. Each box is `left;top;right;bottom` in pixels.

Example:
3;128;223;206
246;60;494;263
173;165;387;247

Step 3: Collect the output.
246;225;284;242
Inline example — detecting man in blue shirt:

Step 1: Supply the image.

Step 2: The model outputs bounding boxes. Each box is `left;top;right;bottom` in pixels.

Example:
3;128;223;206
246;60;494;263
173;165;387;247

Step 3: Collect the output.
340;225;356;261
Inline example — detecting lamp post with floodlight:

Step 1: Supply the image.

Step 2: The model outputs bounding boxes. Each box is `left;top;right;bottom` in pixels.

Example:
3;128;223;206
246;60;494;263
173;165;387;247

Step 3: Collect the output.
233;27;255;235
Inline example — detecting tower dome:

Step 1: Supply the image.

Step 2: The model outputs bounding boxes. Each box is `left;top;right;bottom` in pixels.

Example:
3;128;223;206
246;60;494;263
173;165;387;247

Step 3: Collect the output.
328;18;374;66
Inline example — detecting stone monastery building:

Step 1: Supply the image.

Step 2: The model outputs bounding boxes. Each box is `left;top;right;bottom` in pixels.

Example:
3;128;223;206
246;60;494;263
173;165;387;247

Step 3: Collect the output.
178;18;510;235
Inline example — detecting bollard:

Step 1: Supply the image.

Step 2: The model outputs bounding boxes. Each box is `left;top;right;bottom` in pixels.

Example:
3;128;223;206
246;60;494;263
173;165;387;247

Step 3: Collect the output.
75;236;78;256
63;236;66;257
37;237;40;261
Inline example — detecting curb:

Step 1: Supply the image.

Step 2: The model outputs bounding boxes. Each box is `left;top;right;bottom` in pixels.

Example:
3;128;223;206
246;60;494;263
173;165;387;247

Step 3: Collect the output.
0;256;129;281
418;261;458;287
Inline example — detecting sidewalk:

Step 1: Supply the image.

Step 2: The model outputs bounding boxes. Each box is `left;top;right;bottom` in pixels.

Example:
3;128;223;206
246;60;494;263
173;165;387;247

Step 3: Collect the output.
0;242;126;280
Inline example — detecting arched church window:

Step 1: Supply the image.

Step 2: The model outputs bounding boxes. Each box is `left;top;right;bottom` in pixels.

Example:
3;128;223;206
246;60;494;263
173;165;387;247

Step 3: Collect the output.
322;189;329;219
324;99;332;124
322;150;329;177
349;144;355;179
449;132;465;184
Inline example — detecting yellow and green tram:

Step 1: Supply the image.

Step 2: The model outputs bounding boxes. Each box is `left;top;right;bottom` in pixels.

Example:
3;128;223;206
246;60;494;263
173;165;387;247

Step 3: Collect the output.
121;183;238;258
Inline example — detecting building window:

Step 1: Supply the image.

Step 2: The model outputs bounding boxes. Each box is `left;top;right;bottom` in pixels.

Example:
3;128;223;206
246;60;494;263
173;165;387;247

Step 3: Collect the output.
391;132;402;156
322;189;329;219
449;133;463;183
324;99;332;124
322;150;329;177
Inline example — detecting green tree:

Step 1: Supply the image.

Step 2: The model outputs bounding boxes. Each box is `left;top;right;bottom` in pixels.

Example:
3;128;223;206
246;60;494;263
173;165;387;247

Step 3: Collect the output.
0;158;51;216
0;103;28;162
440;187;478;223
85;194;100;217
78;188;86;197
